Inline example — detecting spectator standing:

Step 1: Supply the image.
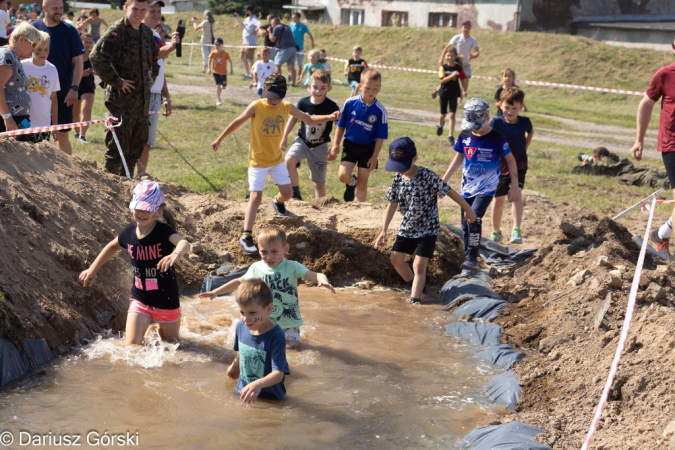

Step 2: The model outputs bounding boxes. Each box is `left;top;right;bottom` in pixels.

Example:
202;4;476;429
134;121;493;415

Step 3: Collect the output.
78;8;108;43
6;2;16;20
443;19;479;96
191;9;214;74
90;0;159;177
268;16;297;86
0;4;10;45
234;5;259;79
256;14;276;60
33;0;84;156
63;10;75;27
289;12;314;77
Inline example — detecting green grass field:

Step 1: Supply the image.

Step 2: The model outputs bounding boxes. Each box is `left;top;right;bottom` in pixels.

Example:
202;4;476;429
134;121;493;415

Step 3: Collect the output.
73;9;670;215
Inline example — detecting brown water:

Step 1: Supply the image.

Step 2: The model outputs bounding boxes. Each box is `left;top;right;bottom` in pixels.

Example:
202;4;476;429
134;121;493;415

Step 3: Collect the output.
0;287;498;449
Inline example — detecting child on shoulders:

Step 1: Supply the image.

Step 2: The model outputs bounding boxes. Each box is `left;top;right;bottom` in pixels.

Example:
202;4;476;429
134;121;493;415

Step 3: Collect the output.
200;225;335;348
374;137;475;304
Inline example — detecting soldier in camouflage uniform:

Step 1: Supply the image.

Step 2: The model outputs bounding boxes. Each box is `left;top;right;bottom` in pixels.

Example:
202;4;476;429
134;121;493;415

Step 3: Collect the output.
90;0;159;177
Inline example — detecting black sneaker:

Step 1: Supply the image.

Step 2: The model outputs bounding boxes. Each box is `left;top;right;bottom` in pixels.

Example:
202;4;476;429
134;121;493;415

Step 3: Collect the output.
292;191;303;201
239;235;259;255
272;199;288;216
436;125;443;136
343;176;357;202
448;135;455;145
409;297;421;305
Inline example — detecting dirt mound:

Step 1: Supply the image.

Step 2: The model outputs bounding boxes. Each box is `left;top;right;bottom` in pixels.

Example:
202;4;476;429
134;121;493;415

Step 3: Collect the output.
488;201;675;449
0;140;464;357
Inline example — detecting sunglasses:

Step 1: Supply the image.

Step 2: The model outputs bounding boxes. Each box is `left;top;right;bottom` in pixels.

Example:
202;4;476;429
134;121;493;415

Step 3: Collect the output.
24;37;37;48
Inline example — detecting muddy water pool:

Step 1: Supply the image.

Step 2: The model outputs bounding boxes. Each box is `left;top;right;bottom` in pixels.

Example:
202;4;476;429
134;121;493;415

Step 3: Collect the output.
0;287;498;449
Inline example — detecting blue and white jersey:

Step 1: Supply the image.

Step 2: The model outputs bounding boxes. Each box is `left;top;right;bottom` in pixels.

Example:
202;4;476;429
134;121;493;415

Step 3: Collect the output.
337;95;388;145
453;129;511;198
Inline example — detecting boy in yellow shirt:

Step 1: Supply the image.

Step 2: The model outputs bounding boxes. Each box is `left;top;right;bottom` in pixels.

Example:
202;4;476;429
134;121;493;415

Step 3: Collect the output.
211;73;340;256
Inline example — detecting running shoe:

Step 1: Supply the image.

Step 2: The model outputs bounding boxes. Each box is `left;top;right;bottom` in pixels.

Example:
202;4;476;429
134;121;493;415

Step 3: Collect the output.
490;231;503;243
460;259;478;272
272;199;288;216
436;125;443;136
651;228;670;256
448;135;455;145
292;191;303;201
510;228;523;244
74;132;80;139
216;100;222;106
77;135;88;144
239;235;259;256
343;176;357;202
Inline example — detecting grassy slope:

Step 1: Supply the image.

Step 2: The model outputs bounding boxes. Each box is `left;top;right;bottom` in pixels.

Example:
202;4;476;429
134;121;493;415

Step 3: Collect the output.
80;11;670;218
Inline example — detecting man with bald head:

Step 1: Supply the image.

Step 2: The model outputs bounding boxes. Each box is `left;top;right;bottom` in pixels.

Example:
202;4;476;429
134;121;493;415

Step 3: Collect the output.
33;0;84;155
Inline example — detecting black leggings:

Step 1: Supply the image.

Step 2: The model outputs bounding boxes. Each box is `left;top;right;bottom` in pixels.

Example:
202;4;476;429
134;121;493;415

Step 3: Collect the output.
439;95;458;115
662;151;675;190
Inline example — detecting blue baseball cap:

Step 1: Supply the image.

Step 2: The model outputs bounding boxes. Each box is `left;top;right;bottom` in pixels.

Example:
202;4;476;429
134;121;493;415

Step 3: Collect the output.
385;137;417;172
214;37;224;45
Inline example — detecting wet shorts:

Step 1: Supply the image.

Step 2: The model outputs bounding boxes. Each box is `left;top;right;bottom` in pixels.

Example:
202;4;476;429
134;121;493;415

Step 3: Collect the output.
495;170;527;197
392;234;437;259
341;139;377;169
128;299;181;323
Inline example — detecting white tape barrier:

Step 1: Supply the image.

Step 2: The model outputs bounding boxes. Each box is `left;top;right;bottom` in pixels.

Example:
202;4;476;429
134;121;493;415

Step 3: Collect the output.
580;196;657;450
183;42;645;96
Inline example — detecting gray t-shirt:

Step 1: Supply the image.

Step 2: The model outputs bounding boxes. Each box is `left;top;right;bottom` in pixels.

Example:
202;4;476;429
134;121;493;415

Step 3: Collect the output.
272;24;296;50
0;47;30;117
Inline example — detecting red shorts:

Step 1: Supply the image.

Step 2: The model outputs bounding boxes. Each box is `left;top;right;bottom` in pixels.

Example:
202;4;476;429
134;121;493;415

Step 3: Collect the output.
128;299;181;323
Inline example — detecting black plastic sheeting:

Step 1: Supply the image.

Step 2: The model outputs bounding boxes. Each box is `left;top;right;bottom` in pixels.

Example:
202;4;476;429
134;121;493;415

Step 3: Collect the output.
481;344;525;371
444;322;504;346
444;224;538;268
440;275;508;321
0;339;57;387
485;371;522;411
454;298;507;321
457;421;550;450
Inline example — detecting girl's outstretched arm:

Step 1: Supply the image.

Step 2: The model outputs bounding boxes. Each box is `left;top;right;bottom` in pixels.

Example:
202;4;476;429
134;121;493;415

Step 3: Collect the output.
79;237;121;287
304;271;335;294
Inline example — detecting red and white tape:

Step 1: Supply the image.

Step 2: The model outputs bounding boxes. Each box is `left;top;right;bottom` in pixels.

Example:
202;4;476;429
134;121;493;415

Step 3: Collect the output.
0;119;110;137
580;196;657;449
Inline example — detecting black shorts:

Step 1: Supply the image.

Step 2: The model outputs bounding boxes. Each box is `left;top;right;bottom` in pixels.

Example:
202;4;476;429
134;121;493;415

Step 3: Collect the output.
662;151;675;190
392;234;437;259
439;95;458;115
213;73;228;86
57;98;73;132
495;170;527;197
341;139;377;169
78;83;95;98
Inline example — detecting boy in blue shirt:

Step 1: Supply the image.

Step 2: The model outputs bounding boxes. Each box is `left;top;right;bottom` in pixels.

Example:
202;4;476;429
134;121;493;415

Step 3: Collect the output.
442;98;521;272
329;69;388;202
488;87;533;244
227;278;290;403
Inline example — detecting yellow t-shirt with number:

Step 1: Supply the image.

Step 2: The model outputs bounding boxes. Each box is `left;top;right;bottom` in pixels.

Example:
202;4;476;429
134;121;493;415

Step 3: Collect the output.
248;99;291;168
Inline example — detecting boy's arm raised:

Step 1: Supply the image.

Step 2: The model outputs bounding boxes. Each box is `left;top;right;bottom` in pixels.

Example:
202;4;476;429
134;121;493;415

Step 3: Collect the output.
374;202;398;248
198;276;244;300
79;238;122;287
304;271;335;293
211;102;256;151
289;104;340;125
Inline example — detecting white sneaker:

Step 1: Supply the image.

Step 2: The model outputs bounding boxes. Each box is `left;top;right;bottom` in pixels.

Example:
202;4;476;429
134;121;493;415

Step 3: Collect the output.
77;135;88;144
216;100;222;106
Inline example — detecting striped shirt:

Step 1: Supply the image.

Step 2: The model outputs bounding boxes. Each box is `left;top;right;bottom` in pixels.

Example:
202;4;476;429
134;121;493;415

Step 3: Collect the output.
337;95;388;145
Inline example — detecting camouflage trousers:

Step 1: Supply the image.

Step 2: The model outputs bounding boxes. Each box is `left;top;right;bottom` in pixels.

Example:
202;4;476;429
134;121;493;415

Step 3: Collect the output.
104;105;150;177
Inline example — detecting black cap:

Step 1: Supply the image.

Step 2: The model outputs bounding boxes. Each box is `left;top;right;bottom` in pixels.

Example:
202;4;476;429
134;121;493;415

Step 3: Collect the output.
244;4;254;11
385;137;417;172
262;73;287;99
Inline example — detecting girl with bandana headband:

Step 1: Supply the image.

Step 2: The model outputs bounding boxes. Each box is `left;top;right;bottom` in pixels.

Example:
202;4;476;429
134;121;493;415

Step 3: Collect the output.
79;180;190;345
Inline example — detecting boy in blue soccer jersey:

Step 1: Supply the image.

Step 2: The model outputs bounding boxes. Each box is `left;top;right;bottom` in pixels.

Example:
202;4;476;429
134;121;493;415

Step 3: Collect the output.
442;98;521;273
329;69;388;202
227;278;290;403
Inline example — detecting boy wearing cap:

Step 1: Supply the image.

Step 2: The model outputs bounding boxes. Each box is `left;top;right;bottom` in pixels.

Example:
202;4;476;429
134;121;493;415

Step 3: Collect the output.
208;37;233;106
375;137;476;304
442;98;521;273
211;73;340;256
443;20;479;96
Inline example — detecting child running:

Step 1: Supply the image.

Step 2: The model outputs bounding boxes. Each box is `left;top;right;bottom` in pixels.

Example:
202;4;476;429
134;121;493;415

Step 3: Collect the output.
21;30;58;143
79;181;190;344
251;48;275;98
374;137;476;304
330;69;388;203
489;87;533;244
436;46;463;145
208;37;233;106
344;45;367;97
494;68;526;116
200;225;335;348
211;74;340;256
442;98;521;272
281;69;340;200
227;279;290;403
299;49;323;86
73;32;95;143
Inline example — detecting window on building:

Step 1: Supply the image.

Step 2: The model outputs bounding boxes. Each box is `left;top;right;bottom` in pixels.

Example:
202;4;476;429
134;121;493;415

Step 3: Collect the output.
382;10;408;27
341;8;364;26
428;12;457;28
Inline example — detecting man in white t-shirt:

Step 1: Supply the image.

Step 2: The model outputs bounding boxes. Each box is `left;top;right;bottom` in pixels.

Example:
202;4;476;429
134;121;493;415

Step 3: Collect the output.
444;19;479;95
0;8;9;46
136;0;179;174
234;5;259;79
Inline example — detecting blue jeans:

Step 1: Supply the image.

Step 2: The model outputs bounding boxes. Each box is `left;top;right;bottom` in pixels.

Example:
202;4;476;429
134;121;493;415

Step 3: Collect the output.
461;194;493;262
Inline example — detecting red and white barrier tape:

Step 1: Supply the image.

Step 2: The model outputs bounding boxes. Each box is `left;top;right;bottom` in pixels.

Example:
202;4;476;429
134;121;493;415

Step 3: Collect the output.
580;196;657;450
